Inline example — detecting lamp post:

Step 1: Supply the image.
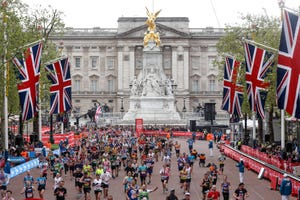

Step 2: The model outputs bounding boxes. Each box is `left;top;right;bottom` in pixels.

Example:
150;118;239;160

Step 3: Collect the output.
120;97;124;117
171;79;177;93
182;97;186;112
49;114;54;144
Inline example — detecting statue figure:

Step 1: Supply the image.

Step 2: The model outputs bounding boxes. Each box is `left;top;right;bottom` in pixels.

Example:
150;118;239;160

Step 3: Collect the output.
165;78;173;96
131;76;140;96
142;69;161;96
143;31;161;47
144;7;161;47
145;7;161;32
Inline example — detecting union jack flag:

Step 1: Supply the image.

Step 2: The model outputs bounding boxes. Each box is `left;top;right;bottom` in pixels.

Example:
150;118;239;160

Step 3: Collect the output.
277;10;300;118
221;57;243;117
45;57;72;115
13;42;43;121
244;42;274;119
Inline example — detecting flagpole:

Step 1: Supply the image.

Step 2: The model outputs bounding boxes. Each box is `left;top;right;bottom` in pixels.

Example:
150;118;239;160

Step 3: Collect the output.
243;38;278;52
222;53;235;59
3;2;8;150
283;6;300;14
281;110;285;149
38;93;42;142
278;0;285;150
45;56;68;66
252;113;256;144
16;38;44;51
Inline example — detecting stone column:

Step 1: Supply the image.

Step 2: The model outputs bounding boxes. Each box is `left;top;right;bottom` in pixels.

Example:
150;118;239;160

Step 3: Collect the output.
129;46;135;85
171;46;178;86
117;46;124;91
183;46;190;91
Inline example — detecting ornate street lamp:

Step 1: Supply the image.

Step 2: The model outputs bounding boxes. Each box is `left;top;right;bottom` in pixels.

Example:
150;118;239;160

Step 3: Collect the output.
120;97;125;113
277;0;285;9
171;79;177;93
182;97;186;112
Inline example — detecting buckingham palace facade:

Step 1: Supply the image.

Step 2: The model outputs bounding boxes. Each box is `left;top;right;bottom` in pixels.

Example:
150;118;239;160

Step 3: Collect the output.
50;17;227;122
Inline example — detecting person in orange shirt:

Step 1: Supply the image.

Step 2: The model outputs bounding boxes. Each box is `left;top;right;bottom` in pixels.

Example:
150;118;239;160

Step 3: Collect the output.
174;141;181;158
166;132;170;140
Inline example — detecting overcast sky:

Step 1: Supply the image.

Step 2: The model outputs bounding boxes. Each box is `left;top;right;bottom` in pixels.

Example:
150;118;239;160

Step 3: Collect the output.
22;0;299;28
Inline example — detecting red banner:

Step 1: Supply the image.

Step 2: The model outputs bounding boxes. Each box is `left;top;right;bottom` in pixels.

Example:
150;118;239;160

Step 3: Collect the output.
135;118;143;137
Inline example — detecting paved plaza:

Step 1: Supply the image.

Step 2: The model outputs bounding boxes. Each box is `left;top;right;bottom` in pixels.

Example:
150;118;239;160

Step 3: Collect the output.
7;138;293;200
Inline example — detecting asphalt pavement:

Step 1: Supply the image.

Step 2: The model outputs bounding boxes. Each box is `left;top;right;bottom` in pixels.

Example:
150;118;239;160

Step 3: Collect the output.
7;137;294;200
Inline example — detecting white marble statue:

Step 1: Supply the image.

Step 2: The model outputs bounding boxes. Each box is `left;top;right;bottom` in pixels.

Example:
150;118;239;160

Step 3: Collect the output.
131;76;140;96
165;78;173;96
142;70;161;96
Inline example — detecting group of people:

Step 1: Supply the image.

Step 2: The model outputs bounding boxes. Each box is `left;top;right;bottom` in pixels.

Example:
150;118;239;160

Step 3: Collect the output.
0;125;296;200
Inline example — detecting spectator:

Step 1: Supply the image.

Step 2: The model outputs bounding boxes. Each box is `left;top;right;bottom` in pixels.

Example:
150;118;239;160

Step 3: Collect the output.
208;140;213;157
236;158;245;183
279;174;292;200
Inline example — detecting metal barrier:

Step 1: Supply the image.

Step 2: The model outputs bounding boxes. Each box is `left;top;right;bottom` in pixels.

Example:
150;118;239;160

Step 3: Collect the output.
221;144;300;197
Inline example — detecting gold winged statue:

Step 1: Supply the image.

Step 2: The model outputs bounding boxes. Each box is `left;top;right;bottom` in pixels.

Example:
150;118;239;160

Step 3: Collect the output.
144;7;161;47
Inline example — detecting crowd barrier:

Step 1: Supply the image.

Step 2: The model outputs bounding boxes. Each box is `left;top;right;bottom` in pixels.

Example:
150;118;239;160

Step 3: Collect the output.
9;158;39;179
23;132;75;146
142;131;205;138
221;144;300;197
8;148;60;180
241;145;300;173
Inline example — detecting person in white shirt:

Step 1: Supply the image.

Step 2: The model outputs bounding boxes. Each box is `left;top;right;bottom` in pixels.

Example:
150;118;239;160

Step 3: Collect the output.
100;169;112;199
162;153;171;168
53;173;62;190
92;174;102;200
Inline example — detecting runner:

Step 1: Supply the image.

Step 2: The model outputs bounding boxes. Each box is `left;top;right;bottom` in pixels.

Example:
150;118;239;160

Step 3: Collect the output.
53;173;62;191
145;155;155;184
20;180;36;199
0;169;9;198
218;153;226;174
174;141;181;158
198;153;206;167
36;172;47;199
126;179;139;200
54;180;67;200
138;184;158;200
138;161;147;186
100;169;112;199
92;174;102;200
220;175;230;200
73;167;83;194
206;185;220;200
80;171;92;200
159;164;170;193
200;173;212;200
123;171;134;193
2;190;15;200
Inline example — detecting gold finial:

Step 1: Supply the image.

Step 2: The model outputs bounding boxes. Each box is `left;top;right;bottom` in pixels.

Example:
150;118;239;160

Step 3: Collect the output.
144;7;161;47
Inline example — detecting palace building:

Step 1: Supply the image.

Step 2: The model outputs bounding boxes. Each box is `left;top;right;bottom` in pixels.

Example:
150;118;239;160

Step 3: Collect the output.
50;17;227;125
